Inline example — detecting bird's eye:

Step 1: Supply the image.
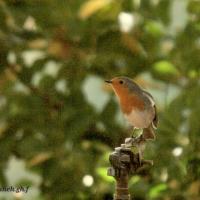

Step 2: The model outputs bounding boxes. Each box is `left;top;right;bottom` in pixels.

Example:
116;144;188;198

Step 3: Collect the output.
119;80;124;84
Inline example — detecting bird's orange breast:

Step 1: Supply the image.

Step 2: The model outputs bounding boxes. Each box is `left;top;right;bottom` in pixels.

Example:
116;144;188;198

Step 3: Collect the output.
112;85;145;114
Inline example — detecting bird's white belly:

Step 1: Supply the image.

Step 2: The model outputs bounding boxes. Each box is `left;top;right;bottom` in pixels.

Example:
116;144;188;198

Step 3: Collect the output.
124;109;152;128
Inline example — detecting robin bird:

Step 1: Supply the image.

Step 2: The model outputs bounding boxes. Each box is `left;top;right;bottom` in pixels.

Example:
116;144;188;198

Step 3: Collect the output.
105;76;158;141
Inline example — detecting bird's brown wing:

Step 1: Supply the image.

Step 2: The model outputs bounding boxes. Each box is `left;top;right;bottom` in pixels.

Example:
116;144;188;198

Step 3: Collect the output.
142;90;158;129
142;104;158;140
152;104;158;129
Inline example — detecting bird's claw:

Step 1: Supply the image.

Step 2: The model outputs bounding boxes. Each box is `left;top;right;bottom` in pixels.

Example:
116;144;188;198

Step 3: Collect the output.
125;137;133;147
124;137;139;147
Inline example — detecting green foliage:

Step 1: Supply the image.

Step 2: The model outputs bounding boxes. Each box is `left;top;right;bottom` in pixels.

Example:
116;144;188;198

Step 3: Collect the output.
0;0;200;199
149;183;168;199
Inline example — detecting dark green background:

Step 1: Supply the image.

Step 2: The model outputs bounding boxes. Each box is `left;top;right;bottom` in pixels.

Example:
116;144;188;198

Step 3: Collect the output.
0;0;199;199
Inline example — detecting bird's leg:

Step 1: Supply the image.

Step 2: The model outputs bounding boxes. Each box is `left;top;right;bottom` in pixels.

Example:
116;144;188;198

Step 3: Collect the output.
137;134;148;165
131;128;145;165
125;128;144;166
125;127;143;147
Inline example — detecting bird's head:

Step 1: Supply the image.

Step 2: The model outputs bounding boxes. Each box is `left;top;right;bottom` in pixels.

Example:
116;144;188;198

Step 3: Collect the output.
105;76;140;100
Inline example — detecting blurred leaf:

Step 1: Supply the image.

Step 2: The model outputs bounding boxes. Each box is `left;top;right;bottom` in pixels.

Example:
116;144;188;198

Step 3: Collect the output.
129;175;141;185
145;20;164;37
149;183;167;199
28;152;52;167
153;60;179;76
79;0;112;19
96;167;114;183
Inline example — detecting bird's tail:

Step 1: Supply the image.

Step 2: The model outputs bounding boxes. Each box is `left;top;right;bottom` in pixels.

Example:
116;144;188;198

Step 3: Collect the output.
143;124;156;140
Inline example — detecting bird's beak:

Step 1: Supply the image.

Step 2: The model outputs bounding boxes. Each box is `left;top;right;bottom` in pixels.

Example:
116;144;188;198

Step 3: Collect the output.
105;80;112;84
